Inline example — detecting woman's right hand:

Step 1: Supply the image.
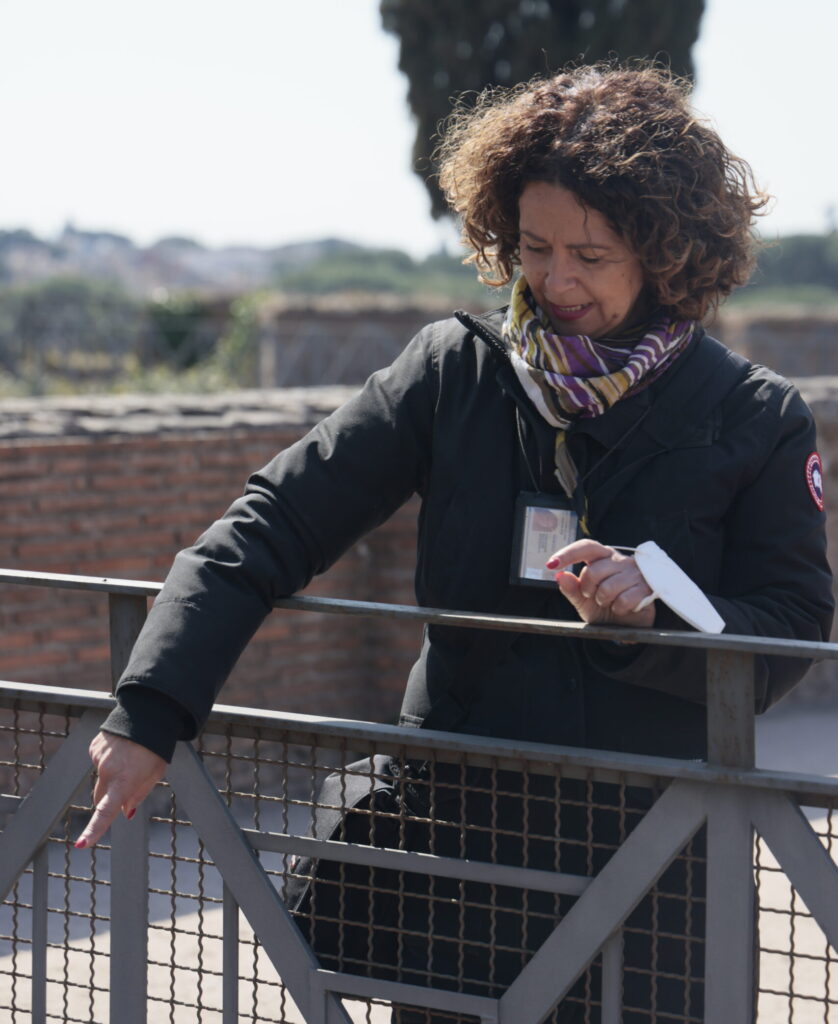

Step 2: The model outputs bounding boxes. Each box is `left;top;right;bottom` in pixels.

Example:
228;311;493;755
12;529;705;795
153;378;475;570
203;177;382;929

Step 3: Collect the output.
547;538;655;628
75;732;167;849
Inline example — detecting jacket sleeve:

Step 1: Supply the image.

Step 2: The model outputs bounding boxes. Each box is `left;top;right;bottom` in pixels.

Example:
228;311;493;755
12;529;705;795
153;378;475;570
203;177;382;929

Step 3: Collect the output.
102;324;439;754
585;383;834;711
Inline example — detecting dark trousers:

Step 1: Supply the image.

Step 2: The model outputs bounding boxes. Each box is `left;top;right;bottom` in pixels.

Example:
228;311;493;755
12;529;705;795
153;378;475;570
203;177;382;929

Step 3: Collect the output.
287;759;705;1023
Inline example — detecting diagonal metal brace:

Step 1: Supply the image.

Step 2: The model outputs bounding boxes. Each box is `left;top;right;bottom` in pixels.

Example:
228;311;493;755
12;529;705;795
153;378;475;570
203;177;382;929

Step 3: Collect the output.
0;707;102;902
750;788;838;951
167;741;353;1024
499;779;708;1024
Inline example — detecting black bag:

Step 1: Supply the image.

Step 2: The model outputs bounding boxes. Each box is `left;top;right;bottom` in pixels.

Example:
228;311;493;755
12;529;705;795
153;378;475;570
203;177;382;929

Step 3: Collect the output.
284;754;704;1024
286;754;439;981
285;754;586;990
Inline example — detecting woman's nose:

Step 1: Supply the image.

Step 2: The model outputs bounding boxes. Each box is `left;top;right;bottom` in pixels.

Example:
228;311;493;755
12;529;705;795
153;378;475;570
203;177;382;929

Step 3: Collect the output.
544;256;577;296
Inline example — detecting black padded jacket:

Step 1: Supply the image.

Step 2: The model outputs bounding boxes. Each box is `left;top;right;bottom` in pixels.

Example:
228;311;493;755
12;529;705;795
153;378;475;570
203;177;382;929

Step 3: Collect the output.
103;310;834;762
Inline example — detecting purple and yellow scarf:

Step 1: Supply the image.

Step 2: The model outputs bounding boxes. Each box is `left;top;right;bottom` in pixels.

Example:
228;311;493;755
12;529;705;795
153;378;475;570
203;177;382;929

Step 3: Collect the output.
502;276;696;498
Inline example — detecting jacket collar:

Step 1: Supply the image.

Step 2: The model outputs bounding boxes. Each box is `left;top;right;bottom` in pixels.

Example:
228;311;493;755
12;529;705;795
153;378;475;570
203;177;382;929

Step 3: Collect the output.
454;307;509;361
455;306;706;452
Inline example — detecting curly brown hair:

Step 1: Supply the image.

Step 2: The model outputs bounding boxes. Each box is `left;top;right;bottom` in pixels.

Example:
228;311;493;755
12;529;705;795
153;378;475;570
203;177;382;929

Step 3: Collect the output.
436;63;768;319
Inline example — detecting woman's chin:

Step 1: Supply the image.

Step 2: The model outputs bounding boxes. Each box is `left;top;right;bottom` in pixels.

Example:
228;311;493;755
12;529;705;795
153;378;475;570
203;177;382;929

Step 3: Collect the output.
551;315;597;336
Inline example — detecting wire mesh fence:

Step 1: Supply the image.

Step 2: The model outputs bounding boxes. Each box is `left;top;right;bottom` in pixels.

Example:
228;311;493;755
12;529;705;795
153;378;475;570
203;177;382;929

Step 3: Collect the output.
754;808;838;1023
1;695;836;1023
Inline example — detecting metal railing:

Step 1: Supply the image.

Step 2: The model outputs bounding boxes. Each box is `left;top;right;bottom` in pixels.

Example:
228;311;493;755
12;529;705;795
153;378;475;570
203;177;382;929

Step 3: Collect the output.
0;567;837;1023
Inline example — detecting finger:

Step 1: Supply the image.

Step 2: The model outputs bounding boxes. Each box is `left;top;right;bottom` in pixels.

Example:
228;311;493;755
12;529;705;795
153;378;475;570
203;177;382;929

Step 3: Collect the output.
556;570;609;624
579;561;633;601
586;564;647;605
89;740;104;806
90;760;122;810
76;790;126;850
91;771;105;809
555;570;583;608
91;767;128;815
546;539;613;571
123;769;165;819
610;582;654;617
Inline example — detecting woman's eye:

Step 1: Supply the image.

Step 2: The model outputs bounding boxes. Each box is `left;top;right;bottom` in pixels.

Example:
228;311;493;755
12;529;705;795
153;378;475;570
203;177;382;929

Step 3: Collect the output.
523;243;549;255
578;253;601;265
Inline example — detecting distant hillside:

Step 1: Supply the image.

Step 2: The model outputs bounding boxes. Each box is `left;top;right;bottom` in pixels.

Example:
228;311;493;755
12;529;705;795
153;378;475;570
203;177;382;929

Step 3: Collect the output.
3;223;837;312
0;226;362;297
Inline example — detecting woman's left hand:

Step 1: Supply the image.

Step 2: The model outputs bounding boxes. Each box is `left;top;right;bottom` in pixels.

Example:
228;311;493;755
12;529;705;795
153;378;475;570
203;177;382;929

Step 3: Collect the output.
546;538;655;628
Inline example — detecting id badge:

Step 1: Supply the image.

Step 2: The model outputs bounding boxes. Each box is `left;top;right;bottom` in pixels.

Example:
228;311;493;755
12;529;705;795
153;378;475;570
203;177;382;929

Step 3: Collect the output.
510;492;580;588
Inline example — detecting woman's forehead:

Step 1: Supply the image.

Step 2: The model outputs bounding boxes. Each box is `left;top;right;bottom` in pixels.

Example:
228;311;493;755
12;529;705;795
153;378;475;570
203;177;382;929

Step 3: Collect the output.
518;181;624;246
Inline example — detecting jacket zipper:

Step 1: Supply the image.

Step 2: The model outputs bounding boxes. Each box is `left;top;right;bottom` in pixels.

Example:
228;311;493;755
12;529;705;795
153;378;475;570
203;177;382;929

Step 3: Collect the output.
453;309;510;361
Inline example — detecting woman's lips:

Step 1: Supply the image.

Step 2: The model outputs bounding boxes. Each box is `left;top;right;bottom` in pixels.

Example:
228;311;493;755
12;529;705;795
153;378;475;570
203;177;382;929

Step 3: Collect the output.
549;302;592;322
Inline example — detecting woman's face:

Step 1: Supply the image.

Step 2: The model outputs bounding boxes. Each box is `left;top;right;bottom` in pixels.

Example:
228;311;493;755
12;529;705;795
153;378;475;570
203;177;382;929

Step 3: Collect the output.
518;181;646;339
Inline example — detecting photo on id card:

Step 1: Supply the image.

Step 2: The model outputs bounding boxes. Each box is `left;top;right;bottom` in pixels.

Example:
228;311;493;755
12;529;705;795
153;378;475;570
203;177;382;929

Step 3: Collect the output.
510;492;579;588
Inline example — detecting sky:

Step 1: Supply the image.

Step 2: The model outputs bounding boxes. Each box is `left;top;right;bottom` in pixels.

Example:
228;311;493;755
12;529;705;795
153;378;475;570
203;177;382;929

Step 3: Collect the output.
0;0;835;257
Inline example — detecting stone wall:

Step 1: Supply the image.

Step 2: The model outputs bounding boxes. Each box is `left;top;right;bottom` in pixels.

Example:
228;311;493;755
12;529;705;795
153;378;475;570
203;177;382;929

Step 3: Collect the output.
713;311;838;380
258;302;445;388
257;301;838;389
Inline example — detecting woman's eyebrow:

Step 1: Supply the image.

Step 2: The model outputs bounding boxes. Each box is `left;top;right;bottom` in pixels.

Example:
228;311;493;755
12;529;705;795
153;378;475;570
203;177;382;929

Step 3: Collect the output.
568;242;613;251
519;228;613;251
520;228;549;244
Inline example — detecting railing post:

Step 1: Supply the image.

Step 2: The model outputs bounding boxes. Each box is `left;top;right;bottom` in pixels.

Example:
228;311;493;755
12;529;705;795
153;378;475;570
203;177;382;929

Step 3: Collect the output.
108;593;148;689
223;884;240;1024
600;930;623;1024
705;649;755;769
704;650;756;1024
30;843;49;1024
107;592;150;1023
110;808;150;1024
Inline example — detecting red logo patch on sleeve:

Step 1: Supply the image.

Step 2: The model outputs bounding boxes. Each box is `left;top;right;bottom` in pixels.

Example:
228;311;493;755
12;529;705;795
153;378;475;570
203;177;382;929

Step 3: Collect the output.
806;452;825;511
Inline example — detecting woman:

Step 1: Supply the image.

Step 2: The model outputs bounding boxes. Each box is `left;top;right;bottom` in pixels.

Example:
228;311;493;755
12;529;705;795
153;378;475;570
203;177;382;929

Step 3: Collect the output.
79;65;833;1020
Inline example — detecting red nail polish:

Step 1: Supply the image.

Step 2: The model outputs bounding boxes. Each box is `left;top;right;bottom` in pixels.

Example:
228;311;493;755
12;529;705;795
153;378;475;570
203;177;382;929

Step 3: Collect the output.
555;571;566;581
126;808;136;821
74;839;87;850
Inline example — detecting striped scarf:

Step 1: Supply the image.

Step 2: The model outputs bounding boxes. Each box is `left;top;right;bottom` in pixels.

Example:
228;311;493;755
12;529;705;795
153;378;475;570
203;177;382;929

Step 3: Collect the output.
502;276;695;498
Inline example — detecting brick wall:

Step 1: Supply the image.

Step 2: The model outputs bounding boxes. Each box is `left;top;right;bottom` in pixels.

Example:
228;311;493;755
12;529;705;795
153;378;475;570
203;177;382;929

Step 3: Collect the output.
0;391;421;724
2;367;838;717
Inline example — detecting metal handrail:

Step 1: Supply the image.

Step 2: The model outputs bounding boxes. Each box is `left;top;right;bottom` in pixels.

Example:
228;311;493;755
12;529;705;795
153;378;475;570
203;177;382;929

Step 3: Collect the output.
1;678;837;806
1;565;836;660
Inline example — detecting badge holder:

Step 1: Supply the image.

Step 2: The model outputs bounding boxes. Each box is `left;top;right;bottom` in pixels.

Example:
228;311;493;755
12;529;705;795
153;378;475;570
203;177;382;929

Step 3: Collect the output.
510;492;581;589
